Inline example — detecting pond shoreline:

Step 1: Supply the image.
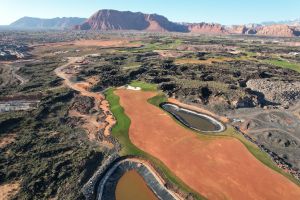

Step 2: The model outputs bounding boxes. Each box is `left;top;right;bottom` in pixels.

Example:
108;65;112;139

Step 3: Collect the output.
82;156;182;200
160;102;226;133
97;157;182;200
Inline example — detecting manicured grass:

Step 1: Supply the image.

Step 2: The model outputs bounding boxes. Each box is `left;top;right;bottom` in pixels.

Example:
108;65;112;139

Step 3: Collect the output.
129;80;157;91
105;88;139;155
147;93;167;107
264;59;300;73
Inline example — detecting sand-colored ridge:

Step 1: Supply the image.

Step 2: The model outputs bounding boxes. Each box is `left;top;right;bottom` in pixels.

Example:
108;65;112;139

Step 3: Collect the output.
115;89;300;200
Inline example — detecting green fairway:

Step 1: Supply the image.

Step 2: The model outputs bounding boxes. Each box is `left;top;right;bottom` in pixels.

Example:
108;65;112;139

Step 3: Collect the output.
129;80;158;91
264;59;300;73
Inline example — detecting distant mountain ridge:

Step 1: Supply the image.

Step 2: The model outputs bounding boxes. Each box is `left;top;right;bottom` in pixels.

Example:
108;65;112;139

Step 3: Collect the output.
10;17;86;29
7;10;300;37
74;10;188;32
74;10;300;37
262;19;300;26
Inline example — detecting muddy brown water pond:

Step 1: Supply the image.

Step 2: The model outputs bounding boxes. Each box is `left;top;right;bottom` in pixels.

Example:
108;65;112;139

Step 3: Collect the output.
115;170;158;200
161;103;225;133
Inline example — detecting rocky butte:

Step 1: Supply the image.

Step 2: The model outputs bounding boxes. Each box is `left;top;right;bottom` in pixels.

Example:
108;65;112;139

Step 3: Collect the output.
9;9;300;37
74;9;188;32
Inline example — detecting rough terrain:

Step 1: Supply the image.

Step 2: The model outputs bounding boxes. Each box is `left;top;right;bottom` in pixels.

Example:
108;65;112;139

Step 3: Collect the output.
54;56;115;140
1;32;300;200
247;79;300;106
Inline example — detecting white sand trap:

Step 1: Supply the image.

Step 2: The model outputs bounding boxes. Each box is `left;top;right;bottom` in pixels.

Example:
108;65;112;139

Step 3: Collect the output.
127;85;141;91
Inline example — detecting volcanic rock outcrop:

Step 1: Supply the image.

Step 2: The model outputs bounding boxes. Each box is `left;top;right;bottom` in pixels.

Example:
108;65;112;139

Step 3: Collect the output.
247;79;300;106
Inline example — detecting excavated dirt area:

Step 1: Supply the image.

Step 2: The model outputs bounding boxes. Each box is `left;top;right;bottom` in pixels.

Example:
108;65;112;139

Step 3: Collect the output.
115;89;300;200
55;57;115;142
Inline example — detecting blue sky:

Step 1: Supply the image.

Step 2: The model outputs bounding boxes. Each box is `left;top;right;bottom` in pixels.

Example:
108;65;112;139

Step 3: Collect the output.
1;0;299;25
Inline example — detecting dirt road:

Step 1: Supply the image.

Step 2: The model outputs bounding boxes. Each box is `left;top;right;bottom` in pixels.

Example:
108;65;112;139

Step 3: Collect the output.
55;57;115;141
116;89;300;200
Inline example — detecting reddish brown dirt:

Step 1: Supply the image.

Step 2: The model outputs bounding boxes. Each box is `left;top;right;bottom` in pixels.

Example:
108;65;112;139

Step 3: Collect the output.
115;89;300;200
0;182;20;200
0;134;16;148
55;57;115;138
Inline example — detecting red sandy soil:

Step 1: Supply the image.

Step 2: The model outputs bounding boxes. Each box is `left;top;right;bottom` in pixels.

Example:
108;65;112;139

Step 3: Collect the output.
0;134;16;149
0;61;13;64
0;182;20;200
115;89;300;200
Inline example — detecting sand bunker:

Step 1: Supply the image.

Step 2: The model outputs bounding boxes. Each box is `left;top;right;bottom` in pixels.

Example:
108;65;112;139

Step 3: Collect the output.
126;85;141;91
115;89;300;200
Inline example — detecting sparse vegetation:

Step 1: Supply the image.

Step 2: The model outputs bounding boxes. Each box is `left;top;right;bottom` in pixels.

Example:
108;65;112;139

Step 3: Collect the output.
0;89;106;200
